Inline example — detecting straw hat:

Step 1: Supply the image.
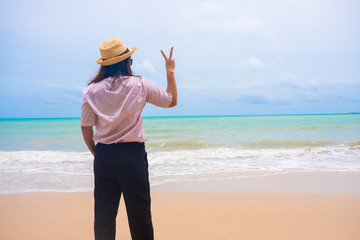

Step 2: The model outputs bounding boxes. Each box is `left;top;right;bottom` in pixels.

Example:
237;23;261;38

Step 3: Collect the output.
96;38;137;66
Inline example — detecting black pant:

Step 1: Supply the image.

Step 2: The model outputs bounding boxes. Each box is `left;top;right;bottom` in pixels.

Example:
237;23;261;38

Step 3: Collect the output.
94;142;153;240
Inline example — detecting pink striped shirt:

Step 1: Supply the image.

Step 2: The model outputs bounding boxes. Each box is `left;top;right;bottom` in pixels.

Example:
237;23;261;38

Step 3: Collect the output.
81;76;172;143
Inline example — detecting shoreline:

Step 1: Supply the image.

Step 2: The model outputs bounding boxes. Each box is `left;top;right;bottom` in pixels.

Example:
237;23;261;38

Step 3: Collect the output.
152;172;360;195
1;171;359;195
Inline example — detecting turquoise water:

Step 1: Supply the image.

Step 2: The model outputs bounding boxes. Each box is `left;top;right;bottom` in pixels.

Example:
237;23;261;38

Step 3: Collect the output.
0;118;83;151
145;114;360;150
0;114;360;193
1;114;359;151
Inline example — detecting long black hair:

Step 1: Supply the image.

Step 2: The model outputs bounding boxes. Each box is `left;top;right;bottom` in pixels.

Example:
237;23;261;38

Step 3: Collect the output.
88;57;133;86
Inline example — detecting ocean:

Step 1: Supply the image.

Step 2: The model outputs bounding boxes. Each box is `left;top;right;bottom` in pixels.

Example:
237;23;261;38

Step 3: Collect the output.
0;114;359;193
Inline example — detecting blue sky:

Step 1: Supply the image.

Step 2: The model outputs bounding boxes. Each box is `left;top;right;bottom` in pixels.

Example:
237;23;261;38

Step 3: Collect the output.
0;0;359;117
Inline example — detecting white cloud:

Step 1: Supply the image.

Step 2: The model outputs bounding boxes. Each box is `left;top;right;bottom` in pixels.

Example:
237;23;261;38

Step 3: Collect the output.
182;0;266;39
280;72;295;80
198;17;265;37
179;83;203;92
245;57;267;70
133;60;157;75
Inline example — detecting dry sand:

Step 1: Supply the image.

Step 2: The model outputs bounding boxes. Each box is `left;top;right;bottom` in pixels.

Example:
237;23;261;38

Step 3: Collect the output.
1;173;360;240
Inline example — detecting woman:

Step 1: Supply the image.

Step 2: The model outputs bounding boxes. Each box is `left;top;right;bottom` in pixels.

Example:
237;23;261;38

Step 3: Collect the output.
81;37;177;240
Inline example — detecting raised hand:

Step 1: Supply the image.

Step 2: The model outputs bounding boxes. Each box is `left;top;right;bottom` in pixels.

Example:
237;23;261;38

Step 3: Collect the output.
160;46;177;107
161;47;175;73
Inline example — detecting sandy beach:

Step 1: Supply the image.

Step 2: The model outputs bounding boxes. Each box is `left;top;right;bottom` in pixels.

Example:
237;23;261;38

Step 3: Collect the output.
1;172;360;240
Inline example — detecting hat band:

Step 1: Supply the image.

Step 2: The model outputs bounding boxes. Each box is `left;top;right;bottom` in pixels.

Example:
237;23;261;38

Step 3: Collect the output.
102;48;129;61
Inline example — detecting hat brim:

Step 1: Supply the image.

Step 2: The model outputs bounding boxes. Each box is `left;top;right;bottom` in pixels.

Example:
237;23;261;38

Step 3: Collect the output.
96;47;137;66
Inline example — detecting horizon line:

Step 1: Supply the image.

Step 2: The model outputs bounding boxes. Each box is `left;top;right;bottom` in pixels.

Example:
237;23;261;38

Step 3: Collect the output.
0;112;359;120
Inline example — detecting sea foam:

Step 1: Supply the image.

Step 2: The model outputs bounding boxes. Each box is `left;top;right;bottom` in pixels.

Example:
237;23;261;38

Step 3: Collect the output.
1;141;359;193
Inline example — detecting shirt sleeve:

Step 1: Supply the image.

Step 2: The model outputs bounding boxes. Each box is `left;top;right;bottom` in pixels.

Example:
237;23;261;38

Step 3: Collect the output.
81;97;97;126
143;78;172;108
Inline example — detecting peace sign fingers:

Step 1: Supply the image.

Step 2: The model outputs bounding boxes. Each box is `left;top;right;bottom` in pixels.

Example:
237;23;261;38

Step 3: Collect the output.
161;47;174;60
160;47;175;72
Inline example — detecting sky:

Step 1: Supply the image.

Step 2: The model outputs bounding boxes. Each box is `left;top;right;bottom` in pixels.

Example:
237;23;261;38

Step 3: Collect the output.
0;0;359;117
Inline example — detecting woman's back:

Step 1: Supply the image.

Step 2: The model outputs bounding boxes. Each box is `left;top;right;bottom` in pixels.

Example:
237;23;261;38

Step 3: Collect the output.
81;75;172;143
